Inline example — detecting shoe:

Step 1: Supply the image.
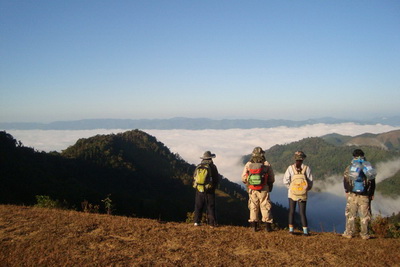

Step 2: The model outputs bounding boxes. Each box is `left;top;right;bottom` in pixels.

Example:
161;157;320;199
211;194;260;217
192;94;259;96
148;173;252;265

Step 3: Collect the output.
342;233;353;239
250;222;258;232
289;231;294;235
361;235;370;240
194;223;201;226
266;223;272;232
303;233;310;236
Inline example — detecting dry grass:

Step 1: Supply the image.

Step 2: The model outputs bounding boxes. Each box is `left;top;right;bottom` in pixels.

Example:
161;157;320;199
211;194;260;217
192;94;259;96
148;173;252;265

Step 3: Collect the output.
0;205;399;266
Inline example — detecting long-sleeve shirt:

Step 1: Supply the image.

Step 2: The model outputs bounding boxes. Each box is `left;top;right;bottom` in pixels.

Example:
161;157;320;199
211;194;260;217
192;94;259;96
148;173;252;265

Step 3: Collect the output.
283;163;313;197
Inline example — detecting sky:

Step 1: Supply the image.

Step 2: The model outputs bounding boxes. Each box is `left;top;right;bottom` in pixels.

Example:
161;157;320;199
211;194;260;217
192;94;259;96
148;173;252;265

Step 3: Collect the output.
1;1;400;123
7;123;400;231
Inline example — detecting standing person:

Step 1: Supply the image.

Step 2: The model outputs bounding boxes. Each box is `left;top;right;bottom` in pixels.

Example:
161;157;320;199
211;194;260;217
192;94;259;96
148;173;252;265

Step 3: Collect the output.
342;149;376;240
242;147;275;232
193;151;220;227
283;151;313;236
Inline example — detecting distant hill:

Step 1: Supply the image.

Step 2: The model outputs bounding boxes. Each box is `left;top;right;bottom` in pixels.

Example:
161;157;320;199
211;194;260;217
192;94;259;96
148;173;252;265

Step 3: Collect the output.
0;130;288;227
0;205;398;266
1;116;400;130
322;129;400;151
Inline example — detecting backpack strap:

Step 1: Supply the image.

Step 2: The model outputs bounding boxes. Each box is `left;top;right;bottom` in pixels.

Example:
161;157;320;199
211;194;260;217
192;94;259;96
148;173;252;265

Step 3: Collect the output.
291;164;307;175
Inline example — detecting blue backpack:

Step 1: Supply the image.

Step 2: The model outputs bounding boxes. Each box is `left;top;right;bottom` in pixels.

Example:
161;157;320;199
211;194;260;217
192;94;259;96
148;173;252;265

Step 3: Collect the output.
349;159;376;193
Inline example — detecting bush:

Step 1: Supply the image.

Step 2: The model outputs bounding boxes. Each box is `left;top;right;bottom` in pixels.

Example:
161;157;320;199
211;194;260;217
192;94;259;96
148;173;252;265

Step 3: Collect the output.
34;195;66;209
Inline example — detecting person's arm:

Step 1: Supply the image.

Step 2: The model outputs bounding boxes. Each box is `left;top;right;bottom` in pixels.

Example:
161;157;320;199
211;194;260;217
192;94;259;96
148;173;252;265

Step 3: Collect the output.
242;162;250;184
283;166;292;188
305;165;313;190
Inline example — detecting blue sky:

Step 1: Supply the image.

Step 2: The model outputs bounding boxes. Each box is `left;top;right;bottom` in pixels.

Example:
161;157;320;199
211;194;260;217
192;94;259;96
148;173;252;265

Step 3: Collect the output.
1;0;399;123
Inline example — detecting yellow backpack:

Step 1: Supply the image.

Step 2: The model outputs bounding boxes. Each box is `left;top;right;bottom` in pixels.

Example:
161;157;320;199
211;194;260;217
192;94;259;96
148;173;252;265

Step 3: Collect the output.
289;165;308;201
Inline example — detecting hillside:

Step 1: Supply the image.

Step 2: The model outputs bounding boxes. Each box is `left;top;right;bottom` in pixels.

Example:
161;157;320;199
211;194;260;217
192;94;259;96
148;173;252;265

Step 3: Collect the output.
1;205;399;266
0;130;288;227
322;129;400;151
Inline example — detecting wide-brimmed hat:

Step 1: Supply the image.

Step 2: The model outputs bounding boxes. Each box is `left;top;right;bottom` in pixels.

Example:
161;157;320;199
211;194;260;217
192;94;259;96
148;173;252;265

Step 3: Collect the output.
200;151;216;159
294;151;306;161
252;146;265;156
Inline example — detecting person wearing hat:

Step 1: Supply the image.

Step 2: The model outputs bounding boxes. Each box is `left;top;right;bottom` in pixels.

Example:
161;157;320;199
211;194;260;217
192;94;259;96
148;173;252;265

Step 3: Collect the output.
241;147;275;232
342;149;376;240
283;151;313;236
193;151;220;227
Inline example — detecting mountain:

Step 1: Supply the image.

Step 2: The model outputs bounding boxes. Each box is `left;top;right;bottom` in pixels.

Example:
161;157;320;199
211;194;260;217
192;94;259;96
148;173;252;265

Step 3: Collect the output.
322;129;400;151
2;116;400;130
1;205;399;266
0;130;288;227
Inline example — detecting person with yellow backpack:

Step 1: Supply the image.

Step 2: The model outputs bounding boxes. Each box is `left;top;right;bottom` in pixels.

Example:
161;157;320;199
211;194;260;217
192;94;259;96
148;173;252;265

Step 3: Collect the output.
283;151;314;236
192;151;220;227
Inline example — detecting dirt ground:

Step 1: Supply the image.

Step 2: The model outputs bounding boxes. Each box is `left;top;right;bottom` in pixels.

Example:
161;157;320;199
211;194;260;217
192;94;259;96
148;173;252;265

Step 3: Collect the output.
0;205;399;266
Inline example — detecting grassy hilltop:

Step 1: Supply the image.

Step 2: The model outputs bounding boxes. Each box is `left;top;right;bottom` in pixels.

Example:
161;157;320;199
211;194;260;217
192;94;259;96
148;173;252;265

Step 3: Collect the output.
0;205;399;266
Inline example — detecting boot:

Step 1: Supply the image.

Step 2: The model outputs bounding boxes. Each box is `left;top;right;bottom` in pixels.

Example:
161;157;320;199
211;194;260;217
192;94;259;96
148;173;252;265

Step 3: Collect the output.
250;222;258;232
266;223;272;232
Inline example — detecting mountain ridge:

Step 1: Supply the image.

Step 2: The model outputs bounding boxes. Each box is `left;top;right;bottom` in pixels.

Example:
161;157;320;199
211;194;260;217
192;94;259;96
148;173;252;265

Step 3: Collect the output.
2;116;400;130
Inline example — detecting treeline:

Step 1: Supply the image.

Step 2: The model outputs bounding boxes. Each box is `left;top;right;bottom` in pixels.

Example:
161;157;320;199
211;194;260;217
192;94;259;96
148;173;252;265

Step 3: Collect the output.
0;130;289;227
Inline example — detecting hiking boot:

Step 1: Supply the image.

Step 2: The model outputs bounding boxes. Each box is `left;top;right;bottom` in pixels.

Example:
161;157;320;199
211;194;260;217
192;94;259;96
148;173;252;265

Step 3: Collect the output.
342;233;353;239
250;222;258;232
361;235;370;240
265;223;272;232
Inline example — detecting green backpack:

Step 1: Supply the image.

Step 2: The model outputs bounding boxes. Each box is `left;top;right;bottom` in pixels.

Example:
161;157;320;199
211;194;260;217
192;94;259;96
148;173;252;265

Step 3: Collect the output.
193;163;212;192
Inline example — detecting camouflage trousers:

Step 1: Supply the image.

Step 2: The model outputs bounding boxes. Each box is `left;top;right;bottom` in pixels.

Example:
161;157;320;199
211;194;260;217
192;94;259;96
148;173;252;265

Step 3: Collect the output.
344;193;371;237
248;189;273;223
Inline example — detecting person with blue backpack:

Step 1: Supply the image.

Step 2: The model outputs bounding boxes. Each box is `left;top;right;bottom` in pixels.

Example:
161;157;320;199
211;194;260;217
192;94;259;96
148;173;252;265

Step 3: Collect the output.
342;149;376;240
192;151;220;227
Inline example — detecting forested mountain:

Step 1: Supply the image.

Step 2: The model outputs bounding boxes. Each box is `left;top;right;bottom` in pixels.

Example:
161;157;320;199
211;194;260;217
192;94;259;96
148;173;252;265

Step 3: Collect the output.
0;130;288;227
322;129;400;151
242;136;400;197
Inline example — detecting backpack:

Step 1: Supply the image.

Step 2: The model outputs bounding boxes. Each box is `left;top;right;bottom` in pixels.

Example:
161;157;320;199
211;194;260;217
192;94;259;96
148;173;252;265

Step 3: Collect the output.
349;159;376;193
193;163;213;192
248;162;265;186
289;165;308;201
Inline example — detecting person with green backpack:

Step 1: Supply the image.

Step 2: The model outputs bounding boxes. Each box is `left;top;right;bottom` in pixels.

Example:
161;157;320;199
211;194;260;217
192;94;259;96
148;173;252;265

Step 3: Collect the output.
241;147;275;232
192;151;220;227
283;151;313;236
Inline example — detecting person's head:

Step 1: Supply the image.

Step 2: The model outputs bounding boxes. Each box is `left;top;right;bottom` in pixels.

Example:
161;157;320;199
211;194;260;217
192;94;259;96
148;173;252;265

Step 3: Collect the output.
252;146;264;157
352;149;365;159
200;151;216;160
251;147;265;163
294;151;306;161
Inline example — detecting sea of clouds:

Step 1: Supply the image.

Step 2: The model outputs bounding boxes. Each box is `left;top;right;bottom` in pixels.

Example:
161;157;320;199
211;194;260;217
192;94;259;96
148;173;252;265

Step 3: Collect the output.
6;123;400;232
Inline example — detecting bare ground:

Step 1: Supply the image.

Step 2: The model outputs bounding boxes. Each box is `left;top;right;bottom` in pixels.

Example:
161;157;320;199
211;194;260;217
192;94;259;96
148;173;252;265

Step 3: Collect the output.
0;205;399;266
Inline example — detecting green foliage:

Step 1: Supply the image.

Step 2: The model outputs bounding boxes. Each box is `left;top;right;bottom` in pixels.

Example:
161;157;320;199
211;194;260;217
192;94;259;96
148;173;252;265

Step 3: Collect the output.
34;195;65;209
371;214;400;238
102;194;114;215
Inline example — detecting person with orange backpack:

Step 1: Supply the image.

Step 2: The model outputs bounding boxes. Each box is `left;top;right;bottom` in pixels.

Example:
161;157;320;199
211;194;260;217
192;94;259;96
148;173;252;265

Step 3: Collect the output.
242;147;275;232
283;151;314;236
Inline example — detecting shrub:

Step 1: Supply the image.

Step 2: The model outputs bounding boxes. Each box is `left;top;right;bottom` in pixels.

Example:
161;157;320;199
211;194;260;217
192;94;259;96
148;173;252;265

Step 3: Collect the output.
34;195;65;209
